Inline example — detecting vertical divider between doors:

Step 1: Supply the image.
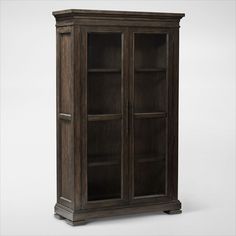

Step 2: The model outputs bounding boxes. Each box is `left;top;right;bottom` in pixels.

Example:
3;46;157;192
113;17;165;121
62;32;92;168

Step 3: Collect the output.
165;33;170;197
123;28;130;203
129;30;135;201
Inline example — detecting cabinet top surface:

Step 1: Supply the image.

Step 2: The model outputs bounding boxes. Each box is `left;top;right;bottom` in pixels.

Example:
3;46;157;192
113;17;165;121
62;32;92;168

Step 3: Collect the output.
52;9;185;20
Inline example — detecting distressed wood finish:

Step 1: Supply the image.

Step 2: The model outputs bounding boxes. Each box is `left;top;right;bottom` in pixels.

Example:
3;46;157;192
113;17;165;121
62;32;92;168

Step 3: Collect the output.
53;9;184;225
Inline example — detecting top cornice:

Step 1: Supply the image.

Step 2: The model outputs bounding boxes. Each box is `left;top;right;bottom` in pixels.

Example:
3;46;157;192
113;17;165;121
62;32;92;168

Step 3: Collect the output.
52;9;185;21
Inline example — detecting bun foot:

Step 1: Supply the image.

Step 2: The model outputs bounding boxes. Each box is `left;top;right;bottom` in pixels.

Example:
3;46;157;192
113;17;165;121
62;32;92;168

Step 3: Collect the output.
66;219;87;226
164;209;182;214
54;213;65;220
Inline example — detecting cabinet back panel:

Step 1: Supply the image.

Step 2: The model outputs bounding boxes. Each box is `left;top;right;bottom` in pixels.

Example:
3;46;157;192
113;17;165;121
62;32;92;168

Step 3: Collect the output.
88;73;121;114
88;33;121;69
134;118;167;197
87;120;122;201
87;120;121;156
134;72;166;113
134;161;166;196
134;33;167;69
134;118;166;155
88;165;121;201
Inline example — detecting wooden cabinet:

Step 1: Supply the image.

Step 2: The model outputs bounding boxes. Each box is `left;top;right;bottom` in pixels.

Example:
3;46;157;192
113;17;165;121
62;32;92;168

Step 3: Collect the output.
53;9;184;225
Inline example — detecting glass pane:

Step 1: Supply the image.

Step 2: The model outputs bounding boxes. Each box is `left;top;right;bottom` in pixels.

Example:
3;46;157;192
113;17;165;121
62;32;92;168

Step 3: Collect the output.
88;73;121;114
134;33;167;69
87;120;121;201
88;33;121;69
134;33;167;113
87;32;122;202
88;165;121;201
134;118;166;197
87;33;122;115
134;72;166;113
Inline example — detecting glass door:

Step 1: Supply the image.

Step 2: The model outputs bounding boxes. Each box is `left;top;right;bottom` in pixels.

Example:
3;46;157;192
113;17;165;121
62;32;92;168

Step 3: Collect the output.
82;27;128;207
131;31;169;200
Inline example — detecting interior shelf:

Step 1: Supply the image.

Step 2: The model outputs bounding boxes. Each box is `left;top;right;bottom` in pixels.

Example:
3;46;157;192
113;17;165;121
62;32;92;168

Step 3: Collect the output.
135;153;165;163
134;112;166;119
135;68;166;72
88;154;120;167
88;68;121;73
88;114;122;121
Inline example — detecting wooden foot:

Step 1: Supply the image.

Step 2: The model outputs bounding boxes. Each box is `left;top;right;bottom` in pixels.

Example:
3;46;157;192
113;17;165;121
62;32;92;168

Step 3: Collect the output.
164;209;182;215
66;219;87;226
54;213;65;220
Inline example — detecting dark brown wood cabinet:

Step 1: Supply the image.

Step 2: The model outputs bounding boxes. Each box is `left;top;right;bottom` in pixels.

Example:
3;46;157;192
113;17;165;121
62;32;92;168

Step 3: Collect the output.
53;9;184;225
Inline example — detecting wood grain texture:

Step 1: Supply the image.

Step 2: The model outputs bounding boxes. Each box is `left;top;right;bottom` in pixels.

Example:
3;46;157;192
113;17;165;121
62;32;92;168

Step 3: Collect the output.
52;9;185;20
53;9;185;29
54;9;184;225
56;26;74;209
59;33;72;113
55;199;181;224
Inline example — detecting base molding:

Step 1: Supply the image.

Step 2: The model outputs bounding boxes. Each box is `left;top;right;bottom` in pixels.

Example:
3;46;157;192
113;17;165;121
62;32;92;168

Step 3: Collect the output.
54;200;181;225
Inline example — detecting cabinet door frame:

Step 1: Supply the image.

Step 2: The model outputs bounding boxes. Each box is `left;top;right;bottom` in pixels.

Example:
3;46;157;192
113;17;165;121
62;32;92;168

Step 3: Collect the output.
80;26;129;209
128;27;176;204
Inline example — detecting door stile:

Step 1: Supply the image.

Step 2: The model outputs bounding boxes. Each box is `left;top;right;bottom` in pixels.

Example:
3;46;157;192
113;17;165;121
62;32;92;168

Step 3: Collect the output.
122;27;130;204
129;30;135;201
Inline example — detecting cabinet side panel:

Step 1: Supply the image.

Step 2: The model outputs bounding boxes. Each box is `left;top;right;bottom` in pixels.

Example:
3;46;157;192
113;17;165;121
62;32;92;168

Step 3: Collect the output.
60;33;72;113
60;122;73;201
57;27;74;208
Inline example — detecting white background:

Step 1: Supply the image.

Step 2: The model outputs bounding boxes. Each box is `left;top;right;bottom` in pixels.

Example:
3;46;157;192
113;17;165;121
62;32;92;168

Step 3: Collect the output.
0;0;235;235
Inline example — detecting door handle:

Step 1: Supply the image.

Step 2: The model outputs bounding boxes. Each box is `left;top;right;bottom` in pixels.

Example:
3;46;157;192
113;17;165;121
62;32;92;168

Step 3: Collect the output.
59;113;72;121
